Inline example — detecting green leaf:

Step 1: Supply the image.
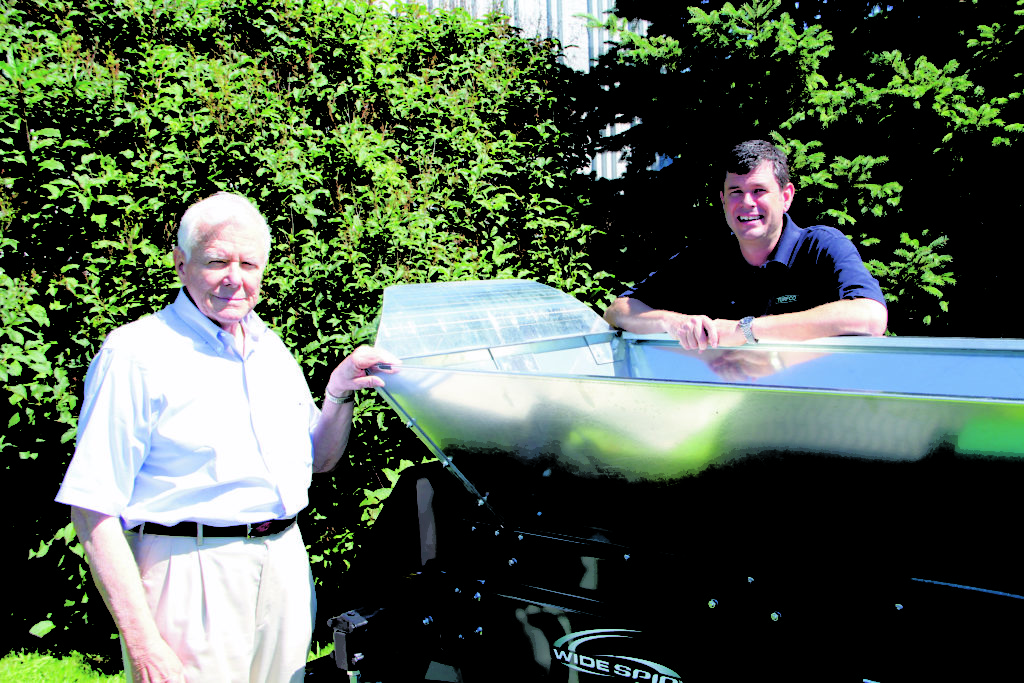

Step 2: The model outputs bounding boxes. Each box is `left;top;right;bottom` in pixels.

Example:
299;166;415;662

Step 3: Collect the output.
29;620;55;638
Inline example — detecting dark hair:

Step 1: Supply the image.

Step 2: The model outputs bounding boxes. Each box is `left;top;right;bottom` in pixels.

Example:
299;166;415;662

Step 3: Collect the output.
722;139;790;190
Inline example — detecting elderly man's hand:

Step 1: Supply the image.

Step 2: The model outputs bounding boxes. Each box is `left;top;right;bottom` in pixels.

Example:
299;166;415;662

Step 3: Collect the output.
129;639;186;683
327;345;401;395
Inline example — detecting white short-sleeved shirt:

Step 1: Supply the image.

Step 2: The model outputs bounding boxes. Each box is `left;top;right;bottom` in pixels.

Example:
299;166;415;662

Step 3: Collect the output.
55;289;320;529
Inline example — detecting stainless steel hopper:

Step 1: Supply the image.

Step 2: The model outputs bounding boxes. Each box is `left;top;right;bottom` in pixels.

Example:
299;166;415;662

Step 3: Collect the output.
372;279;1023;523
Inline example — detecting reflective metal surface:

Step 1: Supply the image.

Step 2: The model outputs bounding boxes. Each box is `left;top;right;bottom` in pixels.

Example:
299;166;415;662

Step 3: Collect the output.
374;280;1023;485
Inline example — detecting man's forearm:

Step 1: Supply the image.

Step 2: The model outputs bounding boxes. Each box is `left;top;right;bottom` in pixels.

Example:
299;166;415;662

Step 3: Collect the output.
311;397;354;473
603;297;672;334
311;345;399;473
606;297;724;350
749;298;887;342
71;507;183;680
605;296;886;349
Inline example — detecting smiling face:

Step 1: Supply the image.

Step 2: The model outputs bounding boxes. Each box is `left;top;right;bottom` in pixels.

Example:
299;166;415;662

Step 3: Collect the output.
720;160;795;252
174;220;267;336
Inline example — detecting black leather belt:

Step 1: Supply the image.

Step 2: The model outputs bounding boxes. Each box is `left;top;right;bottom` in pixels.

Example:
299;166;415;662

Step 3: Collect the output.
132;517;296;538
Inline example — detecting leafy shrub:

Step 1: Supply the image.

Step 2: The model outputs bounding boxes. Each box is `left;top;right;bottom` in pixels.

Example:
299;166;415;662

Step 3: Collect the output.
1;0;604;655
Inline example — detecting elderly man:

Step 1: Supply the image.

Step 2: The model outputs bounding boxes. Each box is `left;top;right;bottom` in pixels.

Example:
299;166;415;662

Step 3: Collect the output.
55;192;398;683
603;140;888;349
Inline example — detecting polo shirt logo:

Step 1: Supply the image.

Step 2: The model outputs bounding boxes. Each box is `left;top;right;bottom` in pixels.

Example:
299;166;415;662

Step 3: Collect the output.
775;294;798;304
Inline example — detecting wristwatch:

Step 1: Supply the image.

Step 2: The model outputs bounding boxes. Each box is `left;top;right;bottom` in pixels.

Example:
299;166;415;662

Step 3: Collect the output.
739;316;758;344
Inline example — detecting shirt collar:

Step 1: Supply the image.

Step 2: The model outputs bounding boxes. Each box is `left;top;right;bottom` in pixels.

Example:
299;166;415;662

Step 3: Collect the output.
171;288;266;354
766;214;803;266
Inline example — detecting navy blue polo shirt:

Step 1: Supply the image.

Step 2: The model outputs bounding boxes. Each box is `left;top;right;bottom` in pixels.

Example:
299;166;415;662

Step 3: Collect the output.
619;215;886;319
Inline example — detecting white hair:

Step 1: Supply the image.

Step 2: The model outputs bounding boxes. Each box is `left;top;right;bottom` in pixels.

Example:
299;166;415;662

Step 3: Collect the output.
178;192;271;262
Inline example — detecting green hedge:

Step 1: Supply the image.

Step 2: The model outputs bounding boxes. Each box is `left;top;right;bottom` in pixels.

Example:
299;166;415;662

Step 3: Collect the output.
1;0;606;657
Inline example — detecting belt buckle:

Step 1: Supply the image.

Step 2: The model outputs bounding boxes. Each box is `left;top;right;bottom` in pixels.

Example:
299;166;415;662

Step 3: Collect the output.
248;521;273;538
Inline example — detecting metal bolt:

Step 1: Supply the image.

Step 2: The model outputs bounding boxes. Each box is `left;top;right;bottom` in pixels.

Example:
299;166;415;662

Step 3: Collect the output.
708;599;718;608
352;653;364;664
508;558;517;566
771;611;781;622
422;616;433;626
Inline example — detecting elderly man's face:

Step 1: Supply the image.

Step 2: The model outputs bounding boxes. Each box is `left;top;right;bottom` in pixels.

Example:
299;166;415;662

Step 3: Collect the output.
173;220;267;335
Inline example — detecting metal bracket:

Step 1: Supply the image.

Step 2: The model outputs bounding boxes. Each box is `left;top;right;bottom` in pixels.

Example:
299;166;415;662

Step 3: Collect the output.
329;610;370;672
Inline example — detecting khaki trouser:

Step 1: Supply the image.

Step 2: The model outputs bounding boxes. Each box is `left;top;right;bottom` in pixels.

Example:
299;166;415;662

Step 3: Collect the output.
123;522;315;683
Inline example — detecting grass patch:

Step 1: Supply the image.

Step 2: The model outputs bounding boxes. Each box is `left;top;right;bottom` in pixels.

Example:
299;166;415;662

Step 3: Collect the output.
0;641;334;682
0;651;122;683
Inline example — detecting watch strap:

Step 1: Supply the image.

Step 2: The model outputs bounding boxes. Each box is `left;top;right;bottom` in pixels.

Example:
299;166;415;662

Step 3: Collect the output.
740;316;758;344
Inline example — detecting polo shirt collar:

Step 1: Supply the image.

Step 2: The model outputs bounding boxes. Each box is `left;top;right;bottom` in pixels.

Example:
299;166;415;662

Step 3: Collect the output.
766;214;803;266
170;288;266;354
